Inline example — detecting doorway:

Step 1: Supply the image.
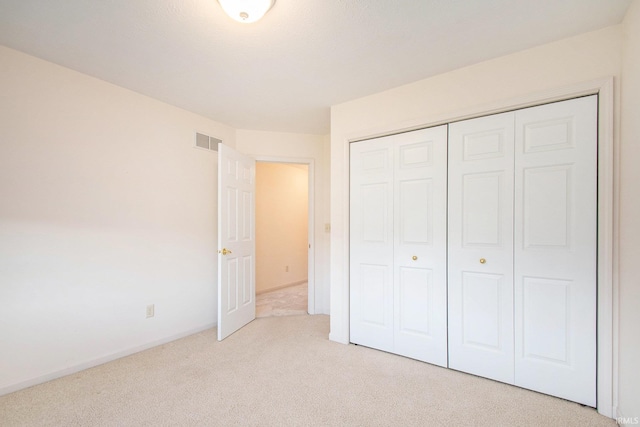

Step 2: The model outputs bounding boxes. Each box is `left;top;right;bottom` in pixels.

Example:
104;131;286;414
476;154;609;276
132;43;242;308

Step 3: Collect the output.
255;161;312;317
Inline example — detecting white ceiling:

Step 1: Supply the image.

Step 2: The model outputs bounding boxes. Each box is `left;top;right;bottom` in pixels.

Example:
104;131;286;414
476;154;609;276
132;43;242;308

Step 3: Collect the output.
0;0;632;134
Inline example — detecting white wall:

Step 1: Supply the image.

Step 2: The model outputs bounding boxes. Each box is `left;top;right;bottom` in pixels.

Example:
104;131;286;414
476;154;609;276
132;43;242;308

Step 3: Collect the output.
330;24;626;414
256;163;308;293
619;1;640;422
0;46;235;394
236;130;330;314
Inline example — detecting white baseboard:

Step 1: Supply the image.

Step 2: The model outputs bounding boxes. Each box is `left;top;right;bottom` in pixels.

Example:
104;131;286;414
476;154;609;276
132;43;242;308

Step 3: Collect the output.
328;332;349;345
256;280;307;295
0;322;216;397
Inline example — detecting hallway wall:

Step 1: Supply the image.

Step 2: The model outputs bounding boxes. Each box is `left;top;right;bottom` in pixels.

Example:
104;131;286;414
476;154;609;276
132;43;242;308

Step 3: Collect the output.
255;163;309;293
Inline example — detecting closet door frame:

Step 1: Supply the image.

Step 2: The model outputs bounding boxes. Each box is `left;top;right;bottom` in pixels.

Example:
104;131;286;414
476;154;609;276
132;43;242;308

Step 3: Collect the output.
341;77;615;418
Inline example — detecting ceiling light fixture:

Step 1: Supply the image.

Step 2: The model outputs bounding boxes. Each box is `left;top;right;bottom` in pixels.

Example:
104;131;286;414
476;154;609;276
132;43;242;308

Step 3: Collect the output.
217;0;276;24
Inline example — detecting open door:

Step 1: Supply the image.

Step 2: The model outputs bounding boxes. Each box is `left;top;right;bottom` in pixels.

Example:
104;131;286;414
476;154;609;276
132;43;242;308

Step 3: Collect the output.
217;143;256;341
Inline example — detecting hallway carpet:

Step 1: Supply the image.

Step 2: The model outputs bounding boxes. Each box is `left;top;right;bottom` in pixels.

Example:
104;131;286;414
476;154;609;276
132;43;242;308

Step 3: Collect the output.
256;282;308;317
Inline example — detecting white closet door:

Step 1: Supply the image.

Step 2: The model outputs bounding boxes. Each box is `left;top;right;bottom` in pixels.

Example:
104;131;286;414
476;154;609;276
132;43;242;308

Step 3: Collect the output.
514;96;597;406
448;112;515;383
393;126;448;366
350;126;448;366
350;138;394;353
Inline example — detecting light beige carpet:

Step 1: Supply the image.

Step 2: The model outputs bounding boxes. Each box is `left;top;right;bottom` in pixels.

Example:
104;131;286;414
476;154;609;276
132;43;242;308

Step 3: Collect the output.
256;282;308;318
0;315;614;427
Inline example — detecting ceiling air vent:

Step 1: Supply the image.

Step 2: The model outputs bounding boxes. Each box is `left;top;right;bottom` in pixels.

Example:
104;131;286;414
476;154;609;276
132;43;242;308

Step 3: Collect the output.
195;132;221;152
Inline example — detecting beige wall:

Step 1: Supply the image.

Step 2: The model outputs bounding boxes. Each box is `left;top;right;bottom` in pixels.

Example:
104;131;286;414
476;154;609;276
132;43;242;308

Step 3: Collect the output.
0;46;235;394
330;24;628;417
256;163;308;293
236;130;330;314
619;1;640;421
0;46;332;395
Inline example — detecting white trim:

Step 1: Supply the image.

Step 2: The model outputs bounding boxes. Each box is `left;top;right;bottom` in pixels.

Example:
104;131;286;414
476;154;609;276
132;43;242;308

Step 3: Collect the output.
596;77;615;419
336;77;615;418
255;156;316;315
0;322;215;397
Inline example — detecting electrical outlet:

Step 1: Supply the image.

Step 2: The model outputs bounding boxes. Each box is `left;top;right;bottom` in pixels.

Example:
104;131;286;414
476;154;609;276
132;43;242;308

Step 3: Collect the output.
146;304;155;318
285;265;289;272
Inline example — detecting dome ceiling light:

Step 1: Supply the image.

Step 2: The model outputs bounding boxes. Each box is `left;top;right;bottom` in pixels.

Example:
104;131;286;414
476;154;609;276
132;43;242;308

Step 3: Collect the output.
217;0;276;24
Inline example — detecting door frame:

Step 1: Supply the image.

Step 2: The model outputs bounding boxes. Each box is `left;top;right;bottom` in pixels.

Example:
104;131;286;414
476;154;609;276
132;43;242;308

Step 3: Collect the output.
255;156;316;314
336;77;615;417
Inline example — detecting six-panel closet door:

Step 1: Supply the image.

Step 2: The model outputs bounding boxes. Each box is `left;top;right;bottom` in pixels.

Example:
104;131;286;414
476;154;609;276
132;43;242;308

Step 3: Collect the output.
513;96;597;406
350;126;448;367
349;96;597;407
447;96;597;406
447;111;516;384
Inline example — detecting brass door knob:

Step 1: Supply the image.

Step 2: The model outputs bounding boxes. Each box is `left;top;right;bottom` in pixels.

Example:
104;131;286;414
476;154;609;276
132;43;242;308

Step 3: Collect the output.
479;258;486;264
412;256;418;261
219;248;232;255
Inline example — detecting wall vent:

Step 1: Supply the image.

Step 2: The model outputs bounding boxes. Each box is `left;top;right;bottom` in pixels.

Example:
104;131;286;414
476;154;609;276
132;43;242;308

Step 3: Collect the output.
195;132;221;151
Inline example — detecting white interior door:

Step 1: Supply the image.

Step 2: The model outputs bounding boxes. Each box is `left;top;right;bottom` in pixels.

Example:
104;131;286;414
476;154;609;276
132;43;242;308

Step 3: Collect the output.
448;112;515;383
393;126;448;366
350;126;448;366
218;143;256;341
514;95;597;406
350;138;394;353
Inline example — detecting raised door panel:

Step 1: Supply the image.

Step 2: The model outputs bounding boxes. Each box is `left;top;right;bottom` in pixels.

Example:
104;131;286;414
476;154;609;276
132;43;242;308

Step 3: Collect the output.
448;112;515;384
514;95;597;407
358;264;388;326
393;126;448;367
522;165;572;249
240;166;254;308
225;257;239;313
397;266;432;335
461;272;504;352
398;178;432;245
222;178;239;315
349;139;394;352
462;172;505;247
521;277;572;364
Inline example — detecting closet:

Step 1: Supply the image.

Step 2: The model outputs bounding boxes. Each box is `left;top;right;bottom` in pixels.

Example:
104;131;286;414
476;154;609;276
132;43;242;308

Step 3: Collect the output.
350;95;597;407
350;126;448;367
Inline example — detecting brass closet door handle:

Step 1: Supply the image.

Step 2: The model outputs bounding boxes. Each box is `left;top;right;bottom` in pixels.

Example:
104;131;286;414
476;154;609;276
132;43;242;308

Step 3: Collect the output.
219;248;232;255
479;258;486;264
412;256;418;261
